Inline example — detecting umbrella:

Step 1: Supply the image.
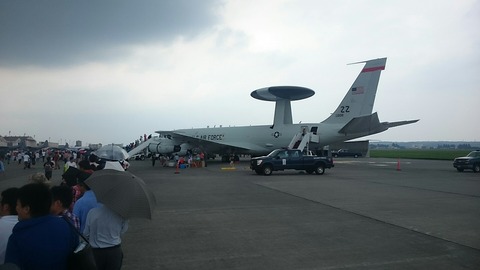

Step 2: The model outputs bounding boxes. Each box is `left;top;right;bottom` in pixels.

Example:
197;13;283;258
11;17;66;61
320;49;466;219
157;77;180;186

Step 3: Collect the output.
103;161;125;171
62;167;92;186
84;169;156;219
94;144;129;161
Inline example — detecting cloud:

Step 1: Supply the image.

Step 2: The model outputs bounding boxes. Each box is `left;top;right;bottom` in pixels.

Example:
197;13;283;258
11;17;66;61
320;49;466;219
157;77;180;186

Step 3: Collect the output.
0;0;222;67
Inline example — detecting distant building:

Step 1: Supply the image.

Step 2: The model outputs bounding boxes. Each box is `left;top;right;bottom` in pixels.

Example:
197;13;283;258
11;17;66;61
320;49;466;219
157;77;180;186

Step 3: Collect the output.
48;142;60;148
89;143;102;150
0;136;7;147
3;136;37;148
75;140;82;147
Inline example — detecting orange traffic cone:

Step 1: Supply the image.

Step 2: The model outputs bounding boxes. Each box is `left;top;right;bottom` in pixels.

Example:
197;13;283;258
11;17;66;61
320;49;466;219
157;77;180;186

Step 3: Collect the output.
174;163;180;174
396;159;401;171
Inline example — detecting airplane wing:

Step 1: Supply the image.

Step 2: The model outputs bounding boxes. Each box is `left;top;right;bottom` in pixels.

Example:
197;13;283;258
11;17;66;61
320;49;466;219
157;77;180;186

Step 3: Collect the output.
156;131;266;153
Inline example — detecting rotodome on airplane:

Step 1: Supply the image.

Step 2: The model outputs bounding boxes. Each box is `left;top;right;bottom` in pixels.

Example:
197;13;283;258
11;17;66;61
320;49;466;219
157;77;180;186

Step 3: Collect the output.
128;57;418;161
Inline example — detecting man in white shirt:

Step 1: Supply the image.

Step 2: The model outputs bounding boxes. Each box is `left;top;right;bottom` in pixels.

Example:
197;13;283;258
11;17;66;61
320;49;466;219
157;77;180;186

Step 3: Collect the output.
64;157;77;172
23;153;30;169
84;204;128;269
0;188;19;264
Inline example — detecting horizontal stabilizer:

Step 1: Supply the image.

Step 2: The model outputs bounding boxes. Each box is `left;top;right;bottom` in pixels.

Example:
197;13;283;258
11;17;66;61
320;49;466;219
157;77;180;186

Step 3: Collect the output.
385;119;419;128
338;113;385;135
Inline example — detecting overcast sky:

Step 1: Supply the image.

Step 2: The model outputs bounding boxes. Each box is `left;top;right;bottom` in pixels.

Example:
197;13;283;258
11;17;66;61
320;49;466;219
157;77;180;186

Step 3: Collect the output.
1;0;479;146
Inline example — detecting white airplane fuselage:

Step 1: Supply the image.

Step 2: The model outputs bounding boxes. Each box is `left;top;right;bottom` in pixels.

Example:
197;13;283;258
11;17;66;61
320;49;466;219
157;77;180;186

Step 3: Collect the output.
171;122;379;156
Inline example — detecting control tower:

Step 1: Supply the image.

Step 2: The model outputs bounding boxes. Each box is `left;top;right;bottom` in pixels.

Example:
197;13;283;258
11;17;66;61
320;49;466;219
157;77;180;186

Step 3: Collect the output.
251;86;315;128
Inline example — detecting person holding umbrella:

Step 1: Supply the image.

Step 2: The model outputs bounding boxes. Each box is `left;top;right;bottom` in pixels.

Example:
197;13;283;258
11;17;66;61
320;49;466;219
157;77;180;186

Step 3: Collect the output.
83;169;156;269
84;204;128;270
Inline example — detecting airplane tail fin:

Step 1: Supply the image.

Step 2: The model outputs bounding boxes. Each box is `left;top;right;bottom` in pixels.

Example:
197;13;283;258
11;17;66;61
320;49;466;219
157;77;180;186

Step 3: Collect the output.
322;58;387;125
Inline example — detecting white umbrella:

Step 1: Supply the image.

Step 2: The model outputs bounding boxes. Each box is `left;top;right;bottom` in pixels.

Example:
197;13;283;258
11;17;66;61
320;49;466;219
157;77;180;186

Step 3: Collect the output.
103;161;125;171
94;144;129;161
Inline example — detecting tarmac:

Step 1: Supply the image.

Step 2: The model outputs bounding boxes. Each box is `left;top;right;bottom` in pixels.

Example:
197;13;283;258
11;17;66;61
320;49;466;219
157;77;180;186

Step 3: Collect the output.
1;157;479;269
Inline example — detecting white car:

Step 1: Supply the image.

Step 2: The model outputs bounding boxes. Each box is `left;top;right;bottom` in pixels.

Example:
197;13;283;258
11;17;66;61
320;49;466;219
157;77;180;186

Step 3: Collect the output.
131;153;146;160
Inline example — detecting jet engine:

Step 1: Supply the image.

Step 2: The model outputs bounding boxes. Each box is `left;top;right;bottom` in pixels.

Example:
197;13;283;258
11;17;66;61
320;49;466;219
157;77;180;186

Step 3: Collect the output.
147;137;190;156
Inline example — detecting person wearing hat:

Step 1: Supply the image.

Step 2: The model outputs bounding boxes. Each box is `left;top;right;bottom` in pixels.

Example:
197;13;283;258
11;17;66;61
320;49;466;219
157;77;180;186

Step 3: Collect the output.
28;172;52;187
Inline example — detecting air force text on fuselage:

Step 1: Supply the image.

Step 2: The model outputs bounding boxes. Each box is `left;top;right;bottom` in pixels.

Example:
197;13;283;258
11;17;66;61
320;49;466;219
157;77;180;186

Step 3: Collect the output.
196;134;225;141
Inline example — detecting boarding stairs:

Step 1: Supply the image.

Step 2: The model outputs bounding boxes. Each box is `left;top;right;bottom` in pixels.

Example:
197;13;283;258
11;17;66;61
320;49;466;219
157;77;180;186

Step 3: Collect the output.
287;132;320;152
127;137;155;157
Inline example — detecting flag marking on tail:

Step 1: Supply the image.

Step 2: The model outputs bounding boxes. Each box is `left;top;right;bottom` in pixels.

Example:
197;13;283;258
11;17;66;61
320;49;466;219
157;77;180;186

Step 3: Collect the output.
362;66;385;73
351;86;364;95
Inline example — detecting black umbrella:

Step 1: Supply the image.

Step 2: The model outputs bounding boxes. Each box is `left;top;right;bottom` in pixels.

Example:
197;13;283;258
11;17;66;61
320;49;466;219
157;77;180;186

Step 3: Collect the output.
85;169;156;219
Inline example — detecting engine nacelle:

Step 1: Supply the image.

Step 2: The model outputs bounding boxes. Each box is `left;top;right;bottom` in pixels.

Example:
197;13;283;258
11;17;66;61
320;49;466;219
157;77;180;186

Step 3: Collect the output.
147;138;191;156
174;143;192;156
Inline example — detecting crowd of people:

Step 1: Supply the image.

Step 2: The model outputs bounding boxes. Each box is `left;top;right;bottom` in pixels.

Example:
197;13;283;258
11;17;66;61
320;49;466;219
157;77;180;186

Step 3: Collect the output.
0;152;129;270
2;149;83;172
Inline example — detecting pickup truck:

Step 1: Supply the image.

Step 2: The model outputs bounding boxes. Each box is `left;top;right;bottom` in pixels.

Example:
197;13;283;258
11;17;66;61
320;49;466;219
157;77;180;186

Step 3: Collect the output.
331;149;362;158
250;149;334;175
453;150;480;172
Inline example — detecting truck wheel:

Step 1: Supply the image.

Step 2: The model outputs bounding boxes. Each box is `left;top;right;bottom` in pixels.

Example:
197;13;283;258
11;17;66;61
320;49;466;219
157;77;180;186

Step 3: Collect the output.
263;165;273;175
315;164;325;175
474;164;480;173
456;168;464;172
354;154;359;158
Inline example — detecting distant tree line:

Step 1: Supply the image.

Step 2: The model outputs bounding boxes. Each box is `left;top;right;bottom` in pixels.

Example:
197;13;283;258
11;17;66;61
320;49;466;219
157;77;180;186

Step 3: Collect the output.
369;143;406;149
370;143;477;150
436;143;476;149
455;144;476;149
436;144;456;149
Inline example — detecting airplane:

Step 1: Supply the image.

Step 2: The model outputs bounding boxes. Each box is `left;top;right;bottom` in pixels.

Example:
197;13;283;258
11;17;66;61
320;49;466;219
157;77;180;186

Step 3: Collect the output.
128;57;418;161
